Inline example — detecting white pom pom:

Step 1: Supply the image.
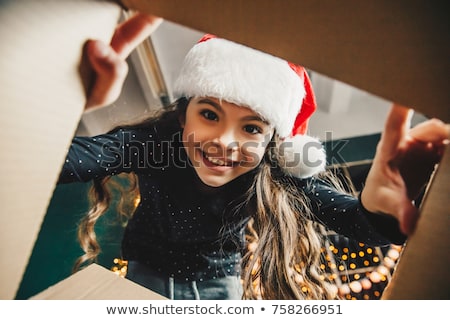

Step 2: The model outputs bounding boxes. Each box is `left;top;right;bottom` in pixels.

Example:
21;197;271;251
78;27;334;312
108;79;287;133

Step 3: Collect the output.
280;135;326;178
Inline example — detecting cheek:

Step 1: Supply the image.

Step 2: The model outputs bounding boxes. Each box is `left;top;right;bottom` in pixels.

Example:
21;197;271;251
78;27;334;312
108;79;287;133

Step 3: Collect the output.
241;142;267;166
182;113;208;143
182;116;199;142
182;126;201;154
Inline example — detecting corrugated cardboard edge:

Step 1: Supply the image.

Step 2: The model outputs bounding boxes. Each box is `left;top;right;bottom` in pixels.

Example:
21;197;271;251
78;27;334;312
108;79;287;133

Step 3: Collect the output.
0;1;121;299
30;264;167;300
382;145;450;299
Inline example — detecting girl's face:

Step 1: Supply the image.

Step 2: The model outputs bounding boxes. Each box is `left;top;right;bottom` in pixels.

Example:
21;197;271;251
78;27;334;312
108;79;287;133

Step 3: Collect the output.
181;97;274;187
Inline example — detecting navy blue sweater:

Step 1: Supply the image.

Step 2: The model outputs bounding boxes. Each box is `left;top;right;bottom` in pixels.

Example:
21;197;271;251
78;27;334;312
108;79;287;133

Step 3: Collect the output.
59;123;405;281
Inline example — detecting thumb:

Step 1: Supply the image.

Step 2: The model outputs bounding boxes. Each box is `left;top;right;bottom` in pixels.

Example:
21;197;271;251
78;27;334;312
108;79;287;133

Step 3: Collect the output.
86;40;128;78
84;40;128;109
398;195;419;236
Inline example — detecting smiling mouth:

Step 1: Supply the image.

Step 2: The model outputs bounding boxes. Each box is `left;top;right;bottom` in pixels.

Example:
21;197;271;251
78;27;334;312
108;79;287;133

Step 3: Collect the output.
202;151;238;167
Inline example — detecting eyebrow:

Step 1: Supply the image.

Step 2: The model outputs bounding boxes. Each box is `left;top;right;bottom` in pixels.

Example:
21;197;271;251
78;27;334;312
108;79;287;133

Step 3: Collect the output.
198;98;223;111
241;115;271;125
197;98;270;125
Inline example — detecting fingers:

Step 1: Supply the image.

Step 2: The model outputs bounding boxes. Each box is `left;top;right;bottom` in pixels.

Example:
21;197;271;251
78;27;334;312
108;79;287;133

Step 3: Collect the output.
382;187;418;236
84;40;129;109
368;103;449;236
111;13;163;59
82;13;162;110
379;103;413;158
409;118;450;144
398;196;419;236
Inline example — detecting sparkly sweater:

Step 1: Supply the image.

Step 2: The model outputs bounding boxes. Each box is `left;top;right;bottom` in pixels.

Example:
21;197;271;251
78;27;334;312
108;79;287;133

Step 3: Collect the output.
59;123;405;281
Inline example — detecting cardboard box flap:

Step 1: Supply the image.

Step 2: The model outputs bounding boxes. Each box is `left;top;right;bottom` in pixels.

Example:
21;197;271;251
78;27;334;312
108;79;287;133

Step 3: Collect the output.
382;145;450;299
0;0;121;299
30;264;167;300
2;0;448;300
123;0;450;122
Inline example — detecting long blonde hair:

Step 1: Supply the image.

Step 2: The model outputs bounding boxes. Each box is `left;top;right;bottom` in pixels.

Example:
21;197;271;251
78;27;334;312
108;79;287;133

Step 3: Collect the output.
74;98;337;299
239;136;337;299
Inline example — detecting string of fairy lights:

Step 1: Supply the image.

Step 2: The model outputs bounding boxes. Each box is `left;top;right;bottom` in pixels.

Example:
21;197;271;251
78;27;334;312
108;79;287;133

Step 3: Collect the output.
110;235;403;300
320;227;403;300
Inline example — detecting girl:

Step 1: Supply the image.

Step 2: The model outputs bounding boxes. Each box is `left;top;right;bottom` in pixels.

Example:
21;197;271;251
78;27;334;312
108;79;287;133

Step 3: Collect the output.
59;13;448;299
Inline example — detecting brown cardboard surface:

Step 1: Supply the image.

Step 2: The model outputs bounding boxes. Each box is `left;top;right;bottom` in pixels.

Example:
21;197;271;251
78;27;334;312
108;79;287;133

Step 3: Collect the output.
123;0;450;123
382;145;450;299
30;264;166;300
1;0;448;300
122;0;450;299
0;1;121;299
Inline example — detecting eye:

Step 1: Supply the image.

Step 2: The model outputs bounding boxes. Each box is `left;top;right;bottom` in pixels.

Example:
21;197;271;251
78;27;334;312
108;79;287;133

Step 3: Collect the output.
244;124;263;135
200;109;218;121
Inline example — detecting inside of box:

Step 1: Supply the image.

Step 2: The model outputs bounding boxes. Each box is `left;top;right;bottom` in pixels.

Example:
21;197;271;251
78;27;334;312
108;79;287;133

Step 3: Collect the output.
2;0;448;300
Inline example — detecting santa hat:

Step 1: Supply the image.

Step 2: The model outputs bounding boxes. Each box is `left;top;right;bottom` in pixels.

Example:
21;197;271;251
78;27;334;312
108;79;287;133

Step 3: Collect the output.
174;34;326;178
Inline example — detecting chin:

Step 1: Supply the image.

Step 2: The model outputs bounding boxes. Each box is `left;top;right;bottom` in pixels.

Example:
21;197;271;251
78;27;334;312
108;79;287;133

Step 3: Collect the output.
197;174;228;188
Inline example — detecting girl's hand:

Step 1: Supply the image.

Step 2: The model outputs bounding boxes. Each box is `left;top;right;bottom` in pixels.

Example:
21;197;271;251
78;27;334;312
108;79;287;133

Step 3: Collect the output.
83;12;162;110
361;104;449;235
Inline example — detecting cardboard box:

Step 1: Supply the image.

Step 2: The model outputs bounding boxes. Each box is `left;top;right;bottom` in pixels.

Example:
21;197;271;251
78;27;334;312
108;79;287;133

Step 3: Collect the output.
1;0;448;299
0;0;122;300
123;0;450;122
381;146;450;299
30;264;166;300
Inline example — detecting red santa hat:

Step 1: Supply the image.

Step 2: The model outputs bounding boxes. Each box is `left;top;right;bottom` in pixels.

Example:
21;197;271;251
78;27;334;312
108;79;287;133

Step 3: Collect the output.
174;34;326;178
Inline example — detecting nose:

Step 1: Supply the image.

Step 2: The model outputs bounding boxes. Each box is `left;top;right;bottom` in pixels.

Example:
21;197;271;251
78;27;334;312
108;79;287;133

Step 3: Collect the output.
212;128;239;153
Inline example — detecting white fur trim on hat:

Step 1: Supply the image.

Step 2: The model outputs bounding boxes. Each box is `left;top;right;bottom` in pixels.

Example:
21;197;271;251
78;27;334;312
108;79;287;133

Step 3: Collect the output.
174;37;305;138
280;135;326;178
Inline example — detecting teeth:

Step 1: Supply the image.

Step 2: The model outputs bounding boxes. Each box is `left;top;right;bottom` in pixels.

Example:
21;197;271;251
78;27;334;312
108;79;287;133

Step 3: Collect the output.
206;155;226;166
